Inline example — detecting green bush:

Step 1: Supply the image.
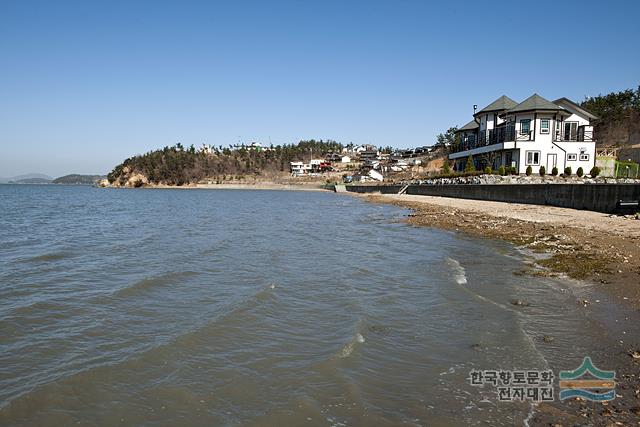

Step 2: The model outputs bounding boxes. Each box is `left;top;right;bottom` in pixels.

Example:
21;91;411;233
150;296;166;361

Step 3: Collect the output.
590;166;600;177
551;166;559;176
484;166;492;174
509;166;518;175
464;155;476;173
615;160;640;178
525;165;532;176
564;166;572;176
498;165;506;176
576;167;584;177
539;166;546;176
442;161;451;174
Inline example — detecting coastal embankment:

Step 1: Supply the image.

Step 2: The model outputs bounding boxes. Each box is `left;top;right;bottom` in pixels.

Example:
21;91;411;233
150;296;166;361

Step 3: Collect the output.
346;182;640;214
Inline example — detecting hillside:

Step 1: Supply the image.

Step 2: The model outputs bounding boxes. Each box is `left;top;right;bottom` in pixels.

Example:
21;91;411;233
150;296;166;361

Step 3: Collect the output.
107;140;343;187
52;174;105;185
581;86;640;162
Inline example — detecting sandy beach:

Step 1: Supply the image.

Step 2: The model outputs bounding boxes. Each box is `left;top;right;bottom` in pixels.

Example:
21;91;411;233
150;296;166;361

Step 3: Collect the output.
194;182;327;191
359;192;640;425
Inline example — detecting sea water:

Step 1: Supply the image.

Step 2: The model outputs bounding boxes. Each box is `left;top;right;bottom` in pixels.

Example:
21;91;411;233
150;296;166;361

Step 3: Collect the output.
0;185;618;426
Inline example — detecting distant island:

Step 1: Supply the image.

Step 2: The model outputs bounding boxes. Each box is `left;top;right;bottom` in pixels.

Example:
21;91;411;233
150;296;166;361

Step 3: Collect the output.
52;174;106;185
9;177;53;184
0;173;53;184
1;173;105;185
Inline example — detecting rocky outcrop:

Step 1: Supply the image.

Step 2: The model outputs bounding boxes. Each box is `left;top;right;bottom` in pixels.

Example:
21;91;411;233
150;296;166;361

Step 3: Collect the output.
107;166;150;188
124;173;148;188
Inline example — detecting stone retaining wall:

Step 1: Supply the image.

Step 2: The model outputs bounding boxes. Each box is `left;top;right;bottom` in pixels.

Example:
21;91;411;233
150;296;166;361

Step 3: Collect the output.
345;183;640;214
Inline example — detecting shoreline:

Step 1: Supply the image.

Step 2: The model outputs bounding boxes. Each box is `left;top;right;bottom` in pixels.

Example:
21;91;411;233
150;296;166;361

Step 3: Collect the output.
355;192;640;425
195;182;328;191
101;182;331;192
360;193;640;308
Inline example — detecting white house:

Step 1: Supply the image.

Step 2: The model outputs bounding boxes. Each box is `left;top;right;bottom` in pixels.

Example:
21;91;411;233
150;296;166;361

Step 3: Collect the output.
290;161;310;176
450;94;597;174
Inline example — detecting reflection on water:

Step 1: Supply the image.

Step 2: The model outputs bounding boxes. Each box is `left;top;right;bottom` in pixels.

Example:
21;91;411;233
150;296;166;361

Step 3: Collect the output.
0;185;611;425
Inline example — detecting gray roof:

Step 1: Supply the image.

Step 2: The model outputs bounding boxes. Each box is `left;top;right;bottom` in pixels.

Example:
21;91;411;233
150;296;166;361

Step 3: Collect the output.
474;95;518;116
553;97;599;120
455;119;479;133
507;93;566;114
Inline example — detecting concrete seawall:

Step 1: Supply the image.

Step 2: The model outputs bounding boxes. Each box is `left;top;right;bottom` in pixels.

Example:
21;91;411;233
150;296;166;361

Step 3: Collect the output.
345;183;640;214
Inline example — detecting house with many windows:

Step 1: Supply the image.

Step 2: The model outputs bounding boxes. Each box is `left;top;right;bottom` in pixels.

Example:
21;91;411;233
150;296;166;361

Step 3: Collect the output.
449;94;597;174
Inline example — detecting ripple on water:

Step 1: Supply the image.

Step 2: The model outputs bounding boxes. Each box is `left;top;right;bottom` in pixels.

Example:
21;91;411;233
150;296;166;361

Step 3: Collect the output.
20;251;74;263
112;270;200;298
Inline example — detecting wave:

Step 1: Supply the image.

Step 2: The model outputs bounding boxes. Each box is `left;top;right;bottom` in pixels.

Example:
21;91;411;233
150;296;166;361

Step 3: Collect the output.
113;270;200;298
337;321;366;358
445;257;467;285
21;251;73;263
0;279;284;412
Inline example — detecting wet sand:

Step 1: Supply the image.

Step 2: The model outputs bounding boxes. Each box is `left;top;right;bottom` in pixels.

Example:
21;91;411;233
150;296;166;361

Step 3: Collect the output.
360;193;640;425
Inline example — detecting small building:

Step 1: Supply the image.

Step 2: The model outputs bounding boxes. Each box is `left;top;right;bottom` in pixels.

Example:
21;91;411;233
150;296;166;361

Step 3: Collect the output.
341;155;351;163
291;159;332;175
325;153;342;162
359;150;380;161
290;161;308;176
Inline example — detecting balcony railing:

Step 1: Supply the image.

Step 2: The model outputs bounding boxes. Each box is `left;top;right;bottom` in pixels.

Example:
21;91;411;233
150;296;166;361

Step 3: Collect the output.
451;125;595;154
553;127;594;142
452;124;516;153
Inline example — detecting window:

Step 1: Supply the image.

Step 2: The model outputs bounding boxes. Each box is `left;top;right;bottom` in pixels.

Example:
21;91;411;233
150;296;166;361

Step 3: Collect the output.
526;151;540;165
540;119;550;134
564;122;578;141
567;153;577;161
579;153;590;161
520;119;531;135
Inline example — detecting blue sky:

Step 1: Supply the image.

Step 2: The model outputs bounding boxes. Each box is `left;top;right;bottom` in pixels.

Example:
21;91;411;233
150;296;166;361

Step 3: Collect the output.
1;0;639;177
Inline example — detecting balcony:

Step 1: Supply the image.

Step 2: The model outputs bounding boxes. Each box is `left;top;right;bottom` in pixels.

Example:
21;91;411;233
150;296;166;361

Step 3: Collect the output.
451;124;517;153
553;127;594;142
